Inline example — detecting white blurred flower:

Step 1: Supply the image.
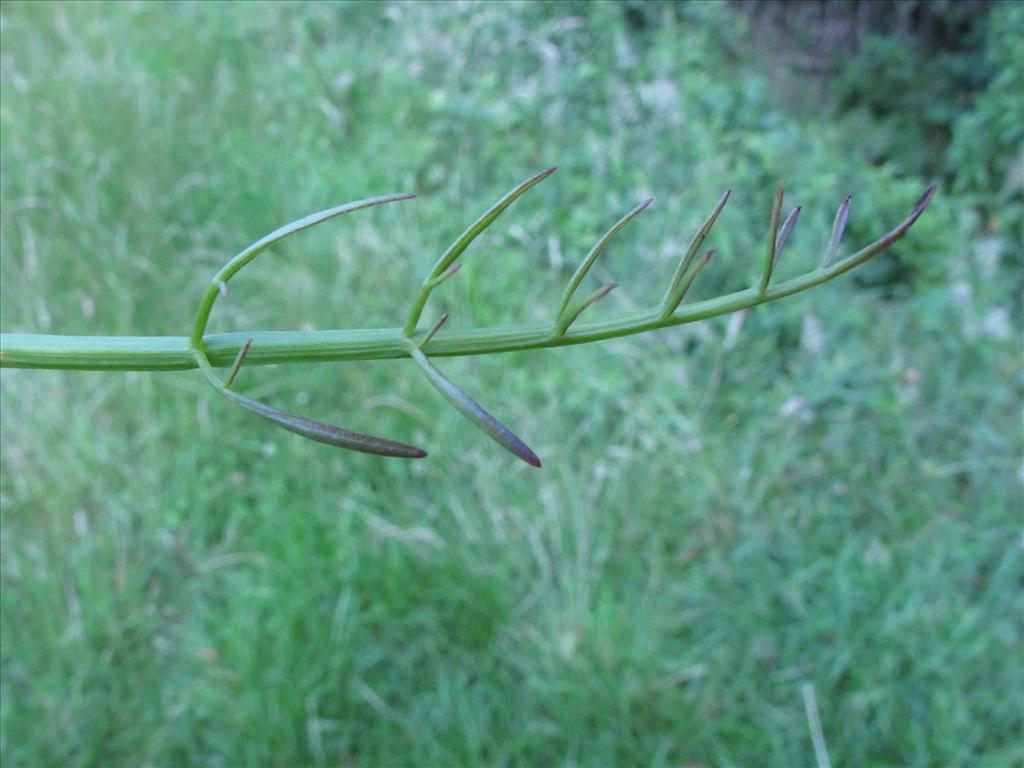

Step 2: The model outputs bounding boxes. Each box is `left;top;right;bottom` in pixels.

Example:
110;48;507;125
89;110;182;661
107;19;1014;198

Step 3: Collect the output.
975;237;1002;279
779;396;803;417
724;310;746;350
801;313;825;356
779;396;812;423
951;281;973;308
73;509;89;538
979;307;1011;341
638;79;683;124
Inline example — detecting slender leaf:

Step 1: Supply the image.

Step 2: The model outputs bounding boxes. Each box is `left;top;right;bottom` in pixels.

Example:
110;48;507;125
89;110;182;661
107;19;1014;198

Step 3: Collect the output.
663;250;715;317
410;348;541;467
194;350;426;458
222;193;416;284
193;192;415;346
429;167;556;280
418;313;449;350
822;195;852;268
773;206;801;269
759;186;785;294
427;263;462;289
221;388;427;458
404;168;555;335
556;283;618;336
663;190;730;309
223;338;252;389
830;185;937;271
557;198;651;320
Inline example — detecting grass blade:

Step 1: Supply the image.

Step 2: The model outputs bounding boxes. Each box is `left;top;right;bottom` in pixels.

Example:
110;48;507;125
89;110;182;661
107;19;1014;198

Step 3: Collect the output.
822;195;852;268
410;348;541;467
662;190;730;311
557;198;651;321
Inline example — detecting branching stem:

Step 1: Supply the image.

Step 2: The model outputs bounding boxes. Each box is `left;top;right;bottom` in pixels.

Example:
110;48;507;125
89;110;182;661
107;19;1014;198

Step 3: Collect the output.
0;175;937;464
0;247;931;371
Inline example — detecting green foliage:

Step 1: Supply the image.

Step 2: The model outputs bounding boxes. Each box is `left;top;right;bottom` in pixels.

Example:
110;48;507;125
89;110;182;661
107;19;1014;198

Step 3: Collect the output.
832;0;1023;253
947;2;1024;244
1;2;1020;767
833;16;983;174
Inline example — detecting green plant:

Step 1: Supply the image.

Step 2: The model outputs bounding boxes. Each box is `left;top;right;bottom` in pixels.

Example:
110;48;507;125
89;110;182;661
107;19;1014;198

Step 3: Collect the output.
0;170;935;466
947;2;1024;250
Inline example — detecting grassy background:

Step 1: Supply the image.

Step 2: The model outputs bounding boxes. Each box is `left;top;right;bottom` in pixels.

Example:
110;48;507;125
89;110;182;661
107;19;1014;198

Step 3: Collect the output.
1;2;1021;765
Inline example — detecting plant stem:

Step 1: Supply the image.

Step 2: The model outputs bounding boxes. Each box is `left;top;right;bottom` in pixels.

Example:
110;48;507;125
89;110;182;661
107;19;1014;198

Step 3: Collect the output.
0;184;936;373
0;261;872;371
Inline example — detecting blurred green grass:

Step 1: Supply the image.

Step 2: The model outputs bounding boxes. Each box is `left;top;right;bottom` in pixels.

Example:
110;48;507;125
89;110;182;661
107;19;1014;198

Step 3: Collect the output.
1;2;1021;766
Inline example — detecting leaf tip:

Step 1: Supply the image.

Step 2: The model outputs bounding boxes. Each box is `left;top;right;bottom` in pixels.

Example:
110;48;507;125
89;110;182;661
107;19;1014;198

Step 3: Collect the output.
913;184;938;216
223;338;253;389
531;167;558;183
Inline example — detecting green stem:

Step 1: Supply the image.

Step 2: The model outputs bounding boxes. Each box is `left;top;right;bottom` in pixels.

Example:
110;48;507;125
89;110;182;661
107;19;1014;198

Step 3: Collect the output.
0;184;937;373
0;265;876;371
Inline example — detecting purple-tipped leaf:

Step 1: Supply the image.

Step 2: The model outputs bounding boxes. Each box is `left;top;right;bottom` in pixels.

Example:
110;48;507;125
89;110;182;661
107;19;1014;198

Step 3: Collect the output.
822;195;852;268
222;388;428;458
773;206;801;269
830;185;938;272
664;190;730;308
410;348;541;467
193;350;426;458
759;187;785;294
